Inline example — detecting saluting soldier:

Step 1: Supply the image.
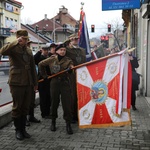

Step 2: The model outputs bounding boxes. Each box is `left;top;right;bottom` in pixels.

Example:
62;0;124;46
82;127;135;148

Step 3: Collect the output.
66;33;86;123
38;43;74;134
0;30;38;140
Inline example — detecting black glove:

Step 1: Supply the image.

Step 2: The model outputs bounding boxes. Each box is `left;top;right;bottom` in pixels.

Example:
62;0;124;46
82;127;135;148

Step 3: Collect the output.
67;68;72;74
44;77;49;82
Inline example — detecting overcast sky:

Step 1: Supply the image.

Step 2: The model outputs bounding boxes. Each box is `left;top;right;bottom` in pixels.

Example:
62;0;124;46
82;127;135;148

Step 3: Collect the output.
19;0;123;38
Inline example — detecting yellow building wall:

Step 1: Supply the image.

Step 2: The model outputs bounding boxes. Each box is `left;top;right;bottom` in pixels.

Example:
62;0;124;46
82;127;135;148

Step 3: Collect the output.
127;22;131;48
2;9;21;43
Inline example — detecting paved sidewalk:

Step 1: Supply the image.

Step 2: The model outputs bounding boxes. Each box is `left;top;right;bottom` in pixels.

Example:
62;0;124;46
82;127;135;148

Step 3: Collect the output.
0;96;150;150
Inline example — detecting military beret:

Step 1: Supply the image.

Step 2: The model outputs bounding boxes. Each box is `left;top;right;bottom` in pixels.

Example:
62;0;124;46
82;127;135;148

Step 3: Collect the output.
42;46;49;50
16;29;29;39
50;43;57;48
46;43;57;48
55;43;66;51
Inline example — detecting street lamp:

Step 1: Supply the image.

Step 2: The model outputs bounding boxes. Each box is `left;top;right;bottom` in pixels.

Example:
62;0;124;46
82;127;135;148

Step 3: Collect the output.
53;17;55;42
51;27;63;41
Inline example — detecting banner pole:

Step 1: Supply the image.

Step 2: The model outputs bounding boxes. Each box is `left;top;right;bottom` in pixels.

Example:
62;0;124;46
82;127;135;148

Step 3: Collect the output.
38;47;135;82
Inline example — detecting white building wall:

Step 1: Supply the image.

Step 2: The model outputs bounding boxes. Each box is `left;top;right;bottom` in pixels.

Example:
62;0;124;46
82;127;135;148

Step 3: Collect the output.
146;20;150;96
138;4;149;96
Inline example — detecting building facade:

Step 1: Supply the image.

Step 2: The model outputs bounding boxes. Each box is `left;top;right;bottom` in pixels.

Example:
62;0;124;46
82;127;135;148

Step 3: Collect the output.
30;6;78;43
138;1;150;96
0;0;22;47
122;0;150;97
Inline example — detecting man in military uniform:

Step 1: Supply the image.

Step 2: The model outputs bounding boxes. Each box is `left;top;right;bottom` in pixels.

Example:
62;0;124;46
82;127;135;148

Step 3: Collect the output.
0;30;38;140
38;43;74;134
66;33;86;123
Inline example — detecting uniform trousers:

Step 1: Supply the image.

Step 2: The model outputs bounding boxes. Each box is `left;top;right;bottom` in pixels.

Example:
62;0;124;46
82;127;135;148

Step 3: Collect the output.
28;89;36;117
50;77;72;123
38;80;51;117
10;85;32;118
131;81;139;107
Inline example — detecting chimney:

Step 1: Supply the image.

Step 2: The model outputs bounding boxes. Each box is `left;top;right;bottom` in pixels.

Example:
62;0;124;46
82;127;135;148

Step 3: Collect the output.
44;14;47;20
59;6;68;14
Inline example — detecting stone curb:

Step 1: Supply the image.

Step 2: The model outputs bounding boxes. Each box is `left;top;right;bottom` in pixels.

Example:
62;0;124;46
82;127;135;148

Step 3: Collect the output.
0;93;39;129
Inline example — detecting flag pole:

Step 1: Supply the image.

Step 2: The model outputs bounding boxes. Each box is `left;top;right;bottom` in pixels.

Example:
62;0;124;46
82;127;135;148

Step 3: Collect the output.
91;43;103;53
38;68;71;83
78;2;84;38
38;53;119;83
38;47;136;82
81;2;84;10
127;47;136;52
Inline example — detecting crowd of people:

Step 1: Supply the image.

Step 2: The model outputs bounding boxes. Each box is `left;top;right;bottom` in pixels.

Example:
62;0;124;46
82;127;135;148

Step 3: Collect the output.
0;29;140;141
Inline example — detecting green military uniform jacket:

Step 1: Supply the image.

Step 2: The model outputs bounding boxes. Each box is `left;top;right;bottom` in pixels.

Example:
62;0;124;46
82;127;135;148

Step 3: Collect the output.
0;40;38;86
66;45;86;66
38;55;73;79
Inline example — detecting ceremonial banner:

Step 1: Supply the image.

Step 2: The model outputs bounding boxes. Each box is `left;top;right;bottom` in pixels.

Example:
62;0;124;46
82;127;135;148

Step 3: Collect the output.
78;9;92;62
76;51;132;128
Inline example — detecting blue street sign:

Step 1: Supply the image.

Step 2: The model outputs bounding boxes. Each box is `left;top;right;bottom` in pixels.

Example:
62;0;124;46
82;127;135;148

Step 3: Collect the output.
102;0;141;11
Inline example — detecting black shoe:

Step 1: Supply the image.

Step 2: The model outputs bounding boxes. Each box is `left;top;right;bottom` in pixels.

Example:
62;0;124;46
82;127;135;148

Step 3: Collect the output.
15;130;24;140
41;115;49;118
22;130;31;138
29;117;41;123
51;120;56;131
50;123;56;131
25;120;30;126
42;115;45;118
66;123;73;135
44;115;51;119
132;106;137;111
71;119;77;124
51;124;56;131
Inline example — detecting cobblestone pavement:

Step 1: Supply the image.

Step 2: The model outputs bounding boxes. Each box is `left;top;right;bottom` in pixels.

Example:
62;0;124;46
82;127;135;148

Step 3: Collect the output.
0;96;150;150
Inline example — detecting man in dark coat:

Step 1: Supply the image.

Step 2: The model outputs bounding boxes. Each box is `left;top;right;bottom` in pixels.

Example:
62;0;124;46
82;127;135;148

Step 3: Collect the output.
34;46;51;118
129;52;140;111
25;40;40;126
0;29;38;140
48;43;57;57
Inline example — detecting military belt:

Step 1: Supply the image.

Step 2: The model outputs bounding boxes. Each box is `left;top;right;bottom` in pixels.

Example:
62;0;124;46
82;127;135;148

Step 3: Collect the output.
10;65;30;70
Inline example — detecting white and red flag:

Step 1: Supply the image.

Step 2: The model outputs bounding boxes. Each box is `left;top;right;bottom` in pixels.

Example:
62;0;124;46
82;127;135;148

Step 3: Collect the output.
76;50;132;128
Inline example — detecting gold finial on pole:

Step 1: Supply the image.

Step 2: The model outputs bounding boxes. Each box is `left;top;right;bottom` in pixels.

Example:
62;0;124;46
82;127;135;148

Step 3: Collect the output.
81;2;84;10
